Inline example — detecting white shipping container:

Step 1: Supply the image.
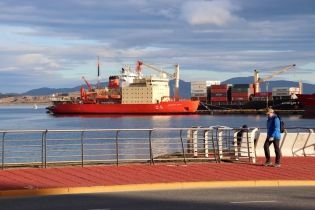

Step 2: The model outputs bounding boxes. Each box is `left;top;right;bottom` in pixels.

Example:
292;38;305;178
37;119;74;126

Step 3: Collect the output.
191;81;220;86
272;92;291;96
191;93;208;97
272;87;299;92
191;85;208;89
191;89;208;93
207;81;220;86
272;91;299;96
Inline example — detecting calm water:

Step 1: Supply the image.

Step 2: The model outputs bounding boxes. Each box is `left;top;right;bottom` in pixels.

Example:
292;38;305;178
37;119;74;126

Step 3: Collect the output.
1;105;315;130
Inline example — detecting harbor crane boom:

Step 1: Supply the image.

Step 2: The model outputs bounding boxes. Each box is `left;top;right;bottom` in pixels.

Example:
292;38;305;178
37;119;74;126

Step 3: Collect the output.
82;76;94;91
254;64;296;93
136;61;180;99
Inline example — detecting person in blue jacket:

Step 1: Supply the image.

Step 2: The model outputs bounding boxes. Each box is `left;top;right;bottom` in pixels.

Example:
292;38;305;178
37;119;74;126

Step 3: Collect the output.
263;108;281;167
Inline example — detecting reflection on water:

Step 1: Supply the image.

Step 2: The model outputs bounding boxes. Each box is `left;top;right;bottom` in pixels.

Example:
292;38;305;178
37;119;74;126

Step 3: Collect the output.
302;114;315;119
47;113;174;119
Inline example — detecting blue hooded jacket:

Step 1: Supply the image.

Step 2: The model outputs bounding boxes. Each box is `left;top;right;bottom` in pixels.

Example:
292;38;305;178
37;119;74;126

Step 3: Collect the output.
267;114;281;140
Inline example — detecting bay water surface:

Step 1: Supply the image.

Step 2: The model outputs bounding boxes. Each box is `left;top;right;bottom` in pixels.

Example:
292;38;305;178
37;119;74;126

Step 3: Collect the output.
1;105;314;130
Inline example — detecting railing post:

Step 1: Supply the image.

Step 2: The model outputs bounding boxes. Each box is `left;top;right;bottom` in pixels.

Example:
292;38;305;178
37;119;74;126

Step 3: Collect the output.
187;129;193;153
180;130;187;164
246;130;251;163
187;126;201;157
81;131;84;167
250;128;258;163
44;130;47;168
203;130;209;158
116;131;119;166
233;130;239;161
42;130;47;169
149;130;154;165
210;128;218;163
193;127;201;157
217;129;223;162
2;132;5;170
227;130;232;152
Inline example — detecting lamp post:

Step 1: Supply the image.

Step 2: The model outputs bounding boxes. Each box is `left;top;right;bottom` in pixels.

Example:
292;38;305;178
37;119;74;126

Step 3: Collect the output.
266;82;269;109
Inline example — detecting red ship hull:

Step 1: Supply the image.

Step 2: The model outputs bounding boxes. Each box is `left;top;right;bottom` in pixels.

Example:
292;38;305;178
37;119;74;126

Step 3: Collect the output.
47;101;200;115
296;94;315;114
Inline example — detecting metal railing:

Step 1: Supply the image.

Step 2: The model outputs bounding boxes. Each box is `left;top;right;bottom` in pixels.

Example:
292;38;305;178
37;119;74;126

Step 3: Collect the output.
0;126;259;170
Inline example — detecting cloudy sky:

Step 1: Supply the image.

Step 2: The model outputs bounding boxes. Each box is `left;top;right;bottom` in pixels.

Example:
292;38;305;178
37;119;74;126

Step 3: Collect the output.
0;0;314;94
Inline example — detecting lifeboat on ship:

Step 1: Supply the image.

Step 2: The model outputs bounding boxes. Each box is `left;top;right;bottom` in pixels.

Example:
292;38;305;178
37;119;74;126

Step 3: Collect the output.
96;95;109;100
110;94;121;100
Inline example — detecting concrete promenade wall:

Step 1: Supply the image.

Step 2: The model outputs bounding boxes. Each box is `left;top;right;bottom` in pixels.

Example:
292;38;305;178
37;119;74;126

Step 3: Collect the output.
254;129;315;157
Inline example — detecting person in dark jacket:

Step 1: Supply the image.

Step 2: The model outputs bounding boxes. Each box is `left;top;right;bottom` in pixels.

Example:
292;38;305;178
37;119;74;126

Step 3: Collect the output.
237;124;248;146
263;108;281;167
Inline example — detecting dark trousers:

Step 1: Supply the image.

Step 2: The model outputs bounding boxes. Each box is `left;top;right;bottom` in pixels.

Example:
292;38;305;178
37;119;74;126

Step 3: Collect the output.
264;138;281;164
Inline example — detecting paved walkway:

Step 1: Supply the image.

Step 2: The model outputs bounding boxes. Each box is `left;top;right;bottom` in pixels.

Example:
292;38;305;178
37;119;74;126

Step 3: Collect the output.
1;157;315;198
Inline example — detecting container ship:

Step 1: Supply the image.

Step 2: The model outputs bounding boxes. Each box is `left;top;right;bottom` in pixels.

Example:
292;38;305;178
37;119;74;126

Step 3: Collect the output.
192;64;304;112
296;94;315;115
46;60;199;115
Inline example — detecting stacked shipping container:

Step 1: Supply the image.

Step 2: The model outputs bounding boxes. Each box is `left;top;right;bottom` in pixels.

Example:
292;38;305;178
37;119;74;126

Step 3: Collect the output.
231;84;255;102
191;79;301;103
191;81;220;102
210;84;231;101
272;87;300;99
255;92;272;97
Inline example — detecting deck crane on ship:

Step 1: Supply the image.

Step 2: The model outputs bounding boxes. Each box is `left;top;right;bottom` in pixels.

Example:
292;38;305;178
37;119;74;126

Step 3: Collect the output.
254;64;296;93
136;61;180;100
82;76;94;91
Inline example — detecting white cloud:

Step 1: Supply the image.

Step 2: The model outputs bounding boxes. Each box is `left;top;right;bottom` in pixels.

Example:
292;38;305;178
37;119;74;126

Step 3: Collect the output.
180;0;242;26
300;62;315;70
140;6;176;18
128;0;148;6
0;67;18;71
18;54;61;69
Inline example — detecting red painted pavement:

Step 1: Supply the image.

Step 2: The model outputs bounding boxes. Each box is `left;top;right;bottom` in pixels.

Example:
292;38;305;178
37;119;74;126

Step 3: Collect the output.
0;157;314;191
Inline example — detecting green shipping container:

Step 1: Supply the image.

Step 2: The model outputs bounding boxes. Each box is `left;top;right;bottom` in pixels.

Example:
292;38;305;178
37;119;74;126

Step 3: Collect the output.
231;88;251;93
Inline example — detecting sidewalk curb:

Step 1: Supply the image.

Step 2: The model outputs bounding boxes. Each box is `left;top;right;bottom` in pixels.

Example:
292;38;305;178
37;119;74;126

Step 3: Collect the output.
1;180;315;198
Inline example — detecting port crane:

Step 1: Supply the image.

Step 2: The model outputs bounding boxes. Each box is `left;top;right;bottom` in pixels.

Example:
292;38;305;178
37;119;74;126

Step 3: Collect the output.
136;61;180;98
254;64;296;93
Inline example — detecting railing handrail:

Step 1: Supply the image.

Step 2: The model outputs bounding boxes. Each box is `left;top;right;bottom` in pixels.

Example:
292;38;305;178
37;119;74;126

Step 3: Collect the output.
1;126;314;133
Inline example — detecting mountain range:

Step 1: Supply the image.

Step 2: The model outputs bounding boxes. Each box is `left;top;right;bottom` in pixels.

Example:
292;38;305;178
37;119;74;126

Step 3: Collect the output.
1;76;314;98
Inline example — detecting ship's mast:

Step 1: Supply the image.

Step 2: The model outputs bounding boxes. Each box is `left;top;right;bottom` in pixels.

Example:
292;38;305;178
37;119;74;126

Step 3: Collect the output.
174;63;179;100
96;56;101;88
265;82;269;109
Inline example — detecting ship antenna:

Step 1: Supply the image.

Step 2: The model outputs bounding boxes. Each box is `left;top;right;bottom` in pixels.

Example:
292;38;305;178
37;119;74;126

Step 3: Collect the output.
96;56;102;88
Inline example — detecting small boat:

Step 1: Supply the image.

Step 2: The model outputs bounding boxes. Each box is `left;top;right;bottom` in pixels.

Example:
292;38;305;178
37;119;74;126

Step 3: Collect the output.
34;104;38;109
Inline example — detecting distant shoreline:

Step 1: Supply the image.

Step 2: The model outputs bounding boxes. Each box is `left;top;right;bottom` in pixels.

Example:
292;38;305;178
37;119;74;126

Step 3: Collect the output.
0;102;51;106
